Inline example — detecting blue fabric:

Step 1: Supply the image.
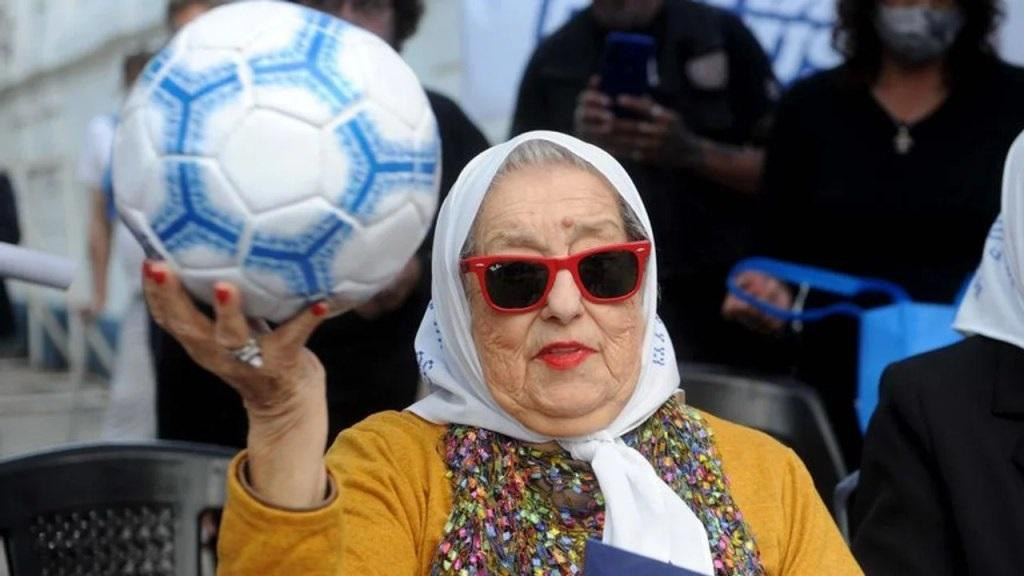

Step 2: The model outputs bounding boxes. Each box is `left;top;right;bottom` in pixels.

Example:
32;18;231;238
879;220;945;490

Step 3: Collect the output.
584;540;706;575
727;257;962;431
102;113;118;222
856;302;959;430
101;163;117;222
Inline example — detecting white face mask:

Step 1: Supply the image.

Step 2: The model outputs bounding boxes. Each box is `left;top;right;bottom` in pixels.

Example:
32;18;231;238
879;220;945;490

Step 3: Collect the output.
875;5;964;66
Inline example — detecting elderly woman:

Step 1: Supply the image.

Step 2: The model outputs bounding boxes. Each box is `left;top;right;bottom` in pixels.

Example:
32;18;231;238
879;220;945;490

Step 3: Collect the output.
143;132;859;575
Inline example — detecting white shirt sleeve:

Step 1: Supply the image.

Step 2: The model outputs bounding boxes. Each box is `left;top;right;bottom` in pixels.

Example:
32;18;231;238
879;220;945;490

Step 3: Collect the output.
76;115;116;190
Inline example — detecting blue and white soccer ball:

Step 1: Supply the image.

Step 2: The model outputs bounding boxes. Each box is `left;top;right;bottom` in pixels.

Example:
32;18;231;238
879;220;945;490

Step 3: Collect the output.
112;1;440;322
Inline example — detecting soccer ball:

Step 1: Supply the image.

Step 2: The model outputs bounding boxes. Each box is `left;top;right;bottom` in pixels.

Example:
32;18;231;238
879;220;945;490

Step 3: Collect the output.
112;1;440;322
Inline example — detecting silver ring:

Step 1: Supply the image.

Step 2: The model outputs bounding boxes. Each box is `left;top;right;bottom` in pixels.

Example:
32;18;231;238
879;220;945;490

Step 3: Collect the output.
229;337;264;368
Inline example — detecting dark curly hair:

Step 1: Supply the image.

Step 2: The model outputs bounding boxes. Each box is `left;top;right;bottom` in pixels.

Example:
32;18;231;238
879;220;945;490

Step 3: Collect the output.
834;0;1003;83
291;0;424;51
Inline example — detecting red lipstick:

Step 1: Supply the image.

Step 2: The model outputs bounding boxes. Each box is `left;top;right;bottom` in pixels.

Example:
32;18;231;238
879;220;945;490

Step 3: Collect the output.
535;341;596;371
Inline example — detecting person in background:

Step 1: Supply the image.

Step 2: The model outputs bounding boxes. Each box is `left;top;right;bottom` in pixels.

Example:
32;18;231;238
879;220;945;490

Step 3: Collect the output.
852;131;1024;575
0;172;20;350
723;0;1024;468
77;53;156;439
511;0;785;370
155;0;489;446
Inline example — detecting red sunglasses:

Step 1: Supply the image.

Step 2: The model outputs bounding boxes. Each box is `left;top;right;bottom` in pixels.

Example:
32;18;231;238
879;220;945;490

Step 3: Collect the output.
460;240;651;313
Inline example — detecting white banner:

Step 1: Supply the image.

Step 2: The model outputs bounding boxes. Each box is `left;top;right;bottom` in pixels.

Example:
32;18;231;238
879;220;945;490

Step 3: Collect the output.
702;0;840;84
460;0;588;128
461;0;1024;132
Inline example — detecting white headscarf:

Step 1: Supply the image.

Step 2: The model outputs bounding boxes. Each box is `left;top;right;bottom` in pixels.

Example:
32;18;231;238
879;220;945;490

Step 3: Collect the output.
410;131;713;574
955;130;1024;350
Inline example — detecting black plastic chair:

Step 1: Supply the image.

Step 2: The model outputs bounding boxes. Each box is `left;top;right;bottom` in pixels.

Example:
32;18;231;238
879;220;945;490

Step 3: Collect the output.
0;441;236;576
679;364;848;504
833;470;860;543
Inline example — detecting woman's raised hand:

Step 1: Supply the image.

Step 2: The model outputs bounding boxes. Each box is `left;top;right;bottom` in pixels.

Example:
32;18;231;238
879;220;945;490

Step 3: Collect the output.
142;260;341;508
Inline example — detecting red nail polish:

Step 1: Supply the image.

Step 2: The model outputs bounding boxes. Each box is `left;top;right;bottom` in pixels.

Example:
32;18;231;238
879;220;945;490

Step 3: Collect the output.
215;285;231;305
311;302;328;317
152;268;167;285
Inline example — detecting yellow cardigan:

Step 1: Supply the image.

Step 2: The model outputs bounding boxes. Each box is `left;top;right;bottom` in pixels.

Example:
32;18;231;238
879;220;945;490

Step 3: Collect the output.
217;410;862;575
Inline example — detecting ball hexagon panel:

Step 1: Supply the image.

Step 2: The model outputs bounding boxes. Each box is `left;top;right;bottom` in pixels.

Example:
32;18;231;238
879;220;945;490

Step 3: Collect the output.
146;159;249;270
112;108;159;215
348;32;430;132
331;202;427;287
243;199;355;301
353;107;441;229
219;109;323;214
147;48;253;158
122;38;185;117
183;0;296;53
323;104;438;227
245;10;363;127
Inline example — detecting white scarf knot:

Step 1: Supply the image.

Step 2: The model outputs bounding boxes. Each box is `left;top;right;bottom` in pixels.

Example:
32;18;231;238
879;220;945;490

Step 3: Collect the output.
561;431;614;461
561;436;714;571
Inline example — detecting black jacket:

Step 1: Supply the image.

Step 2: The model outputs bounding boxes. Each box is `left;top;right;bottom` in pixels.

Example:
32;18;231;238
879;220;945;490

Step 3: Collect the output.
852;335;1024;575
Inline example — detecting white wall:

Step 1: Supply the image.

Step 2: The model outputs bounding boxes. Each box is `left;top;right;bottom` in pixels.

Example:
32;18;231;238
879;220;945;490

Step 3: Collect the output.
0;1;165;330
404;0;463;103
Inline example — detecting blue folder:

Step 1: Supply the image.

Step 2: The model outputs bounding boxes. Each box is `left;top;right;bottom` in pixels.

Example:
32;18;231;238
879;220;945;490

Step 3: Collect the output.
584;540;709;576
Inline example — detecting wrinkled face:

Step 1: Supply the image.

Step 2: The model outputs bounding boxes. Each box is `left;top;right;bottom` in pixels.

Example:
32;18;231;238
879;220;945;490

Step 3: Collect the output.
592;0;664;29
466;164;646;437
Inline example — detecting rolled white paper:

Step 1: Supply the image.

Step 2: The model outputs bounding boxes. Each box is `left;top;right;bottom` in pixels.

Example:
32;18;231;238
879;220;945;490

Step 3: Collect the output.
0;242;77;290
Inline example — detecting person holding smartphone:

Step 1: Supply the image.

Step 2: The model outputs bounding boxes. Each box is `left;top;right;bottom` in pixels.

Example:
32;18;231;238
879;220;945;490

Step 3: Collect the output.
511;0;782;369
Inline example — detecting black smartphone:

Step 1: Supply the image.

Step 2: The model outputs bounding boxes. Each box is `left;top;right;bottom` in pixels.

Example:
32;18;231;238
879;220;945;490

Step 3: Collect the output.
598;32;656;118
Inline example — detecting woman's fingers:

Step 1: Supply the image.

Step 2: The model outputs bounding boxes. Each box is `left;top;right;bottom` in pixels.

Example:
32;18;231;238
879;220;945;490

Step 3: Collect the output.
615;94;660;119
143;260;212;344
144;260;340;370
270;300;332;353
212;282;252;351
575;76;614;139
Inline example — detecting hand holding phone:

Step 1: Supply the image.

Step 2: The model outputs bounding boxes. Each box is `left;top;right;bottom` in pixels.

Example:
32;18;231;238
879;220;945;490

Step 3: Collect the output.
574;76;614;141
598;32;656;118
